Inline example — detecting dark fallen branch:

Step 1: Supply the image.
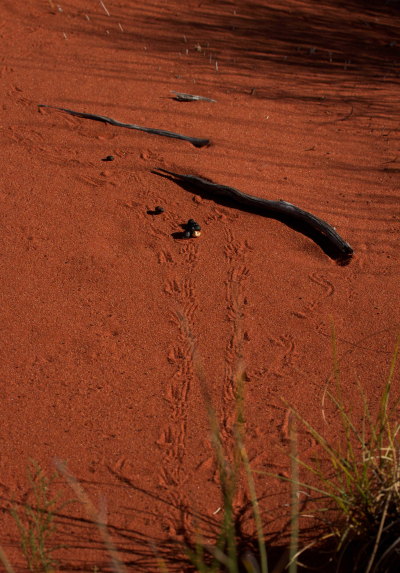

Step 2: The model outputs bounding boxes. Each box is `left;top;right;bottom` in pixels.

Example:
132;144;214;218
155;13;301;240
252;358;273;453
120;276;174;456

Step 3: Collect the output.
153;169;354;264
38;105;210;148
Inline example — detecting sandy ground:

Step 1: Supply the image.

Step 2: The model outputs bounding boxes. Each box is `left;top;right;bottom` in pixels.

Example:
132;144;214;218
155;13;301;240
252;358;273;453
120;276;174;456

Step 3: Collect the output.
0;0;399;570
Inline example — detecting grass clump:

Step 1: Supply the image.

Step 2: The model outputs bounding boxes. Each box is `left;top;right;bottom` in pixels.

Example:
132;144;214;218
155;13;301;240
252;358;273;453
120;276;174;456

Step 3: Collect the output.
280;337;400;573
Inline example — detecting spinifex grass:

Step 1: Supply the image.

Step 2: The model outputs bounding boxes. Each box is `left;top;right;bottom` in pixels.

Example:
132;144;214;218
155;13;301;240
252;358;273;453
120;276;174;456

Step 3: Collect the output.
279;336;400;572
10;460;69;573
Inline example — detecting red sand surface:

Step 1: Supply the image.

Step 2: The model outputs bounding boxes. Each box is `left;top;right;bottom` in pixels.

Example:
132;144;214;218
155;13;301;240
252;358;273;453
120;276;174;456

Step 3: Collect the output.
0;0;399;570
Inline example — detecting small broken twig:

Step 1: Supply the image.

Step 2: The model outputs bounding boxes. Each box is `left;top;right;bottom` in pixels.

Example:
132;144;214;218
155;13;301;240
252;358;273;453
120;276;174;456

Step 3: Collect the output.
171;91;216;102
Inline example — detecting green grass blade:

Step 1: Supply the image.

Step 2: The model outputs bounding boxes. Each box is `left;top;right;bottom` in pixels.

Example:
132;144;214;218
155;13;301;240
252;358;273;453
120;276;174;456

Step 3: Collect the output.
238;439;268;573
288;415;298;573
0;546;16;573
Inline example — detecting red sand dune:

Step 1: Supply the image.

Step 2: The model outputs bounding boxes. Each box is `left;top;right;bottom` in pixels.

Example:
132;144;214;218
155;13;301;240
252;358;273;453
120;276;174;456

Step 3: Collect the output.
0;0;399;570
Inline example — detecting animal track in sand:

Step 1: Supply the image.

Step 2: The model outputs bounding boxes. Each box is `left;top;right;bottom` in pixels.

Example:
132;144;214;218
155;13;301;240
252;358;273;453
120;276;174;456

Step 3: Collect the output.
146;200;183;242
156;233;200;532
295;271;336;318
267;333;300;378
7;123;99;172
157;249;174;264
179;241;199;266
79;174;109;188
220;227;251;442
